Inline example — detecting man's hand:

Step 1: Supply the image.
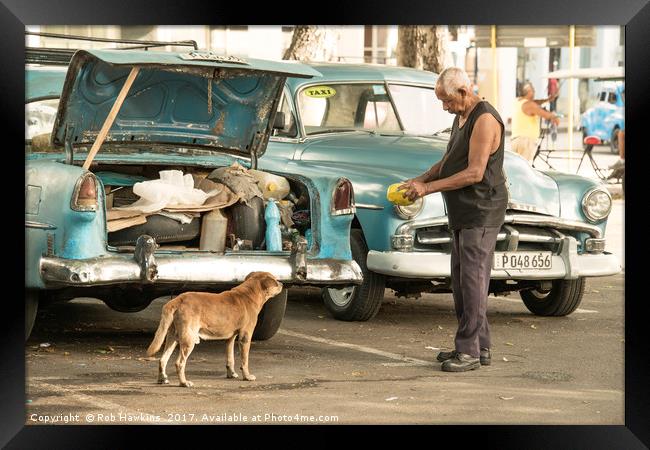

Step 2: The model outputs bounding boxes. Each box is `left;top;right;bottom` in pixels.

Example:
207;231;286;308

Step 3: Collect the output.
550;114;560;126
399;180;428;201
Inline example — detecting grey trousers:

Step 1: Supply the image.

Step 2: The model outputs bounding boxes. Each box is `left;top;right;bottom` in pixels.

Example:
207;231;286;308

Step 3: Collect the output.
450;226;500;358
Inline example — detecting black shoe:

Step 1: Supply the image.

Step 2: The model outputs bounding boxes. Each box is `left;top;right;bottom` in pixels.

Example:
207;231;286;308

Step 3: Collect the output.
441;353;480;372
436;350;458;362
438;348;491;365
480;348;491;366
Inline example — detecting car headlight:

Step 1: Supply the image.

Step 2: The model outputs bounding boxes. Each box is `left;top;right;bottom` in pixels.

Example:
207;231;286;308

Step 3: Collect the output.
394;197;424;219
581;187;612;223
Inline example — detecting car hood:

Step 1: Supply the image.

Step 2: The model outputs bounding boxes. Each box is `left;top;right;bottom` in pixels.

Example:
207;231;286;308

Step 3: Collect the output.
297;133;561;216
52;49;320;158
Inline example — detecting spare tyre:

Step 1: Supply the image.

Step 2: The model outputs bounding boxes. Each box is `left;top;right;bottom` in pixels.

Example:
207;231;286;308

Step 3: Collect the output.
108;214;200;246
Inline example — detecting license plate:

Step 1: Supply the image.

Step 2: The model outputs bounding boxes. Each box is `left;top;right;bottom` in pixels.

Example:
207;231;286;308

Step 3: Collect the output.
493;251;552;270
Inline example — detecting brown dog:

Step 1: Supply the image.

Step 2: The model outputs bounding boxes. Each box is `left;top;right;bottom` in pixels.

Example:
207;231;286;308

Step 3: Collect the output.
146;271;283;387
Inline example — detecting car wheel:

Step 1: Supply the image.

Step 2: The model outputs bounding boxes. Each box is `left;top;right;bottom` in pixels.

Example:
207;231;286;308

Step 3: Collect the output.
253;289;287;340
26;290;39;340
610;128;620;154
322;229;385;321
520;278;586;316
582;130;593;152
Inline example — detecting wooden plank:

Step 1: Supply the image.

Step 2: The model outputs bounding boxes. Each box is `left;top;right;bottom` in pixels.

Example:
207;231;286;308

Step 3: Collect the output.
82;67;140;170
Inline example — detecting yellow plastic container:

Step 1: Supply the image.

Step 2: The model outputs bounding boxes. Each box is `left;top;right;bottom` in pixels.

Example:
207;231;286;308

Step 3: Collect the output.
386;183;414;206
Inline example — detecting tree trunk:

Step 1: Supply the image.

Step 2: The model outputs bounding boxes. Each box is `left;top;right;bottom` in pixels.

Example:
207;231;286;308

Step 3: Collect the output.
283;26;338;62
397;25;450;73
397;26;419;69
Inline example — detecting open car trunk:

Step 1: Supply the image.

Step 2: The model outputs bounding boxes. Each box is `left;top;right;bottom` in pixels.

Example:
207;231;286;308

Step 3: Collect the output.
92;162;312;254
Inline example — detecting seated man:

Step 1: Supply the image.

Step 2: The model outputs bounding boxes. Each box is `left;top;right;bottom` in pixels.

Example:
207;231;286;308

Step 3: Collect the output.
608;127;625;181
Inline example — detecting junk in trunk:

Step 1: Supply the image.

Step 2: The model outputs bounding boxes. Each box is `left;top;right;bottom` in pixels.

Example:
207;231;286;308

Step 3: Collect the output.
102;165;306;252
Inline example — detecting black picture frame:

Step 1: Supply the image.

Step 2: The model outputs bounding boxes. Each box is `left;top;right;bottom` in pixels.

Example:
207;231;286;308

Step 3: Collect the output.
3;0;647;447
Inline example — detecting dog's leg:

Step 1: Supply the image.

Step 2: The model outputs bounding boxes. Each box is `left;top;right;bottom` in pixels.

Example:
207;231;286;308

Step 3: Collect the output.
157;328;177;384
238;332;256;381
225;335;239;379
176;338;196;388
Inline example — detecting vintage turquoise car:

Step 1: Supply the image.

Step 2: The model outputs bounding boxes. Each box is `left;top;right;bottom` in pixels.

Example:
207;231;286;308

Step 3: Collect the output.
258;62;621;321
580;81;625;154
25;50;363;340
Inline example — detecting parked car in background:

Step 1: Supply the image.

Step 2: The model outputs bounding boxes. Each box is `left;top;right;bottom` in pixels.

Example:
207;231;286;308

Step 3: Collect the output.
25;49;363;340
259;62;621;321
580;81;625;154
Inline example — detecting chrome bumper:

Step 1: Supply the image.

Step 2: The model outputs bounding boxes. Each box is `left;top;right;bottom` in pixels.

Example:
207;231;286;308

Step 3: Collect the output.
40;252;363;287
367;236;621;280
391;213;605;251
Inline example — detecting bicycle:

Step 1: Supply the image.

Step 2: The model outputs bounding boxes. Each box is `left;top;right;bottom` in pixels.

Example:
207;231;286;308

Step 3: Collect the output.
579;135;623;184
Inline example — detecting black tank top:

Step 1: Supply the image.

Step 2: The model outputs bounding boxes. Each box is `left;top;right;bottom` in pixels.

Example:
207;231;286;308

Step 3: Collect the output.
438;101;508;230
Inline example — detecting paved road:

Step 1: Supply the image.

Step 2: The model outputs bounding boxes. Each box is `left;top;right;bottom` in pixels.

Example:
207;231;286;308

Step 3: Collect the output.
25;201;624;425
24;274;624;425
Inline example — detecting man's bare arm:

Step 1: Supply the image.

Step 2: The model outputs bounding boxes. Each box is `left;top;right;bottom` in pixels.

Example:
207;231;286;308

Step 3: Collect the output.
522;100;559;123
533;94;557;105
411;161;443;183
412;114;499;197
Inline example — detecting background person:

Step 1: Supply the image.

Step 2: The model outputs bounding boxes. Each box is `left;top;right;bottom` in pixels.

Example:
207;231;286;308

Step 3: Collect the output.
510;81;559;164
399;67;508;372
608;124;625;183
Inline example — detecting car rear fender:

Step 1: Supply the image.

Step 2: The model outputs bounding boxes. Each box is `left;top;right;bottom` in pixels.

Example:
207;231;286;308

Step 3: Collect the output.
282;168;355;260
26;161;108;267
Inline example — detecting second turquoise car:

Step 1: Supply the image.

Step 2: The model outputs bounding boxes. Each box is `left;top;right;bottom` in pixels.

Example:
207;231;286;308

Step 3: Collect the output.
260;62;621;321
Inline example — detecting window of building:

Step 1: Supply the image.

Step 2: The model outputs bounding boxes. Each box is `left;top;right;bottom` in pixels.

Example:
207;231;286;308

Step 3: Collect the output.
363;26;393;64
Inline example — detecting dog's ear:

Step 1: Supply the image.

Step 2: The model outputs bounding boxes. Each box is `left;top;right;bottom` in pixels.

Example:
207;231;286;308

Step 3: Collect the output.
259;274;281;294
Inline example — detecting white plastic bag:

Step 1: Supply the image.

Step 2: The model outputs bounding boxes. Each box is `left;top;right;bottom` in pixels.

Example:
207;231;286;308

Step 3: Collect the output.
116;170;216;213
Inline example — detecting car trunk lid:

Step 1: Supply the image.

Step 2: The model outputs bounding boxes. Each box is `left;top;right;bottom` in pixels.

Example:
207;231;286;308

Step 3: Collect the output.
51;49;321;159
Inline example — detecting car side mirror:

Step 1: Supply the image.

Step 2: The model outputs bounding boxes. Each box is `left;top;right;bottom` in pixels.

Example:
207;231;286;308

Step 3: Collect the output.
273;112;286;130
583;135;601;146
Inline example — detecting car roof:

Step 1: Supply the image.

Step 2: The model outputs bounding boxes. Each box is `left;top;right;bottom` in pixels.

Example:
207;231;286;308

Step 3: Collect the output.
286;62;439;89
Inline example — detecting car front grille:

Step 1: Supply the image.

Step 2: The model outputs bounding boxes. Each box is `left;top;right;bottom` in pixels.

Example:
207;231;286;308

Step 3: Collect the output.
414;224;562;254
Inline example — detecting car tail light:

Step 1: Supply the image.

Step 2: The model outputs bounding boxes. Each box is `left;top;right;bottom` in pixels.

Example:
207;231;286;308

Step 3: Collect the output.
331;178;355;216
71;173;98;211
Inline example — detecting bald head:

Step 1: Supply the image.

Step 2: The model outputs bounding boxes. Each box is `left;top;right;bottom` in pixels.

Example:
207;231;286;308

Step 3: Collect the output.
435;67;472;96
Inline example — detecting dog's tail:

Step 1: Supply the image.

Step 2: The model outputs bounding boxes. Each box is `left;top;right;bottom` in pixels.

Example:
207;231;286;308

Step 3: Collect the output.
146;298;179;356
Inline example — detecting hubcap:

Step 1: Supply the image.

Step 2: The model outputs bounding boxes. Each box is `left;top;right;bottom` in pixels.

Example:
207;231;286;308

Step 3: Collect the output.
529;289;551;300
328;285;356;307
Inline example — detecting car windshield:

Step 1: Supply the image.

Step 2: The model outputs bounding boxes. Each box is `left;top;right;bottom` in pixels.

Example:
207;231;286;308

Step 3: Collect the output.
387;84;453;135
298;83;400;135
296;82;453;136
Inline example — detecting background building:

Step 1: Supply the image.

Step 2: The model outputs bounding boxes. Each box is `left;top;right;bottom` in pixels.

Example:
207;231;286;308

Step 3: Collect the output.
27;24;623;129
